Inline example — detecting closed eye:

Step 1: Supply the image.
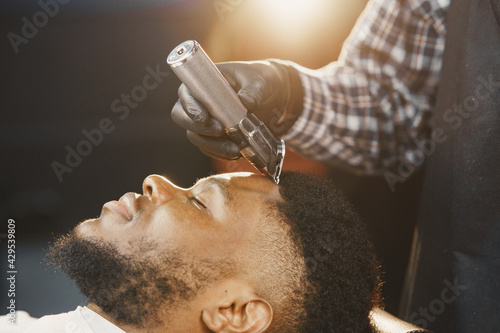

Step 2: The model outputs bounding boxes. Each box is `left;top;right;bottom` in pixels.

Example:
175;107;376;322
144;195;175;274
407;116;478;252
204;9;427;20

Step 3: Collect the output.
189;196;207;211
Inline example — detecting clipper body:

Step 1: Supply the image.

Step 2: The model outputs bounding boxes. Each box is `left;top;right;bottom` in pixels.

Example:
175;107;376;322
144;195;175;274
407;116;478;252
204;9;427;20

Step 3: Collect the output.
167;40;284;184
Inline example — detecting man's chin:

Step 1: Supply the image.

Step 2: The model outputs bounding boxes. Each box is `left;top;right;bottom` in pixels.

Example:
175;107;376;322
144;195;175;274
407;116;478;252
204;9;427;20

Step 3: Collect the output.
73;218;99;238
45;231;191;328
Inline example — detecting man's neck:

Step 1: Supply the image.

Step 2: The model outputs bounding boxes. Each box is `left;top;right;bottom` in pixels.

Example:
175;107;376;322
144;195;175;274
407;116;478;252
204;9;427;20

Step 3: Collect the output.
86;303;142;333
85;303;210;333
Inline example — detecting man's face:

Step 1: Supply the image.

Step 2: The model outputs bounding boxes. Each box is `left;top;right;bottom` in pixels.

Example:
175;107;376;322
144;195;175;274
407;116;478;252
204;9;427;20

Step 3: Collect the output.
77;172;280;260
47;172;285;330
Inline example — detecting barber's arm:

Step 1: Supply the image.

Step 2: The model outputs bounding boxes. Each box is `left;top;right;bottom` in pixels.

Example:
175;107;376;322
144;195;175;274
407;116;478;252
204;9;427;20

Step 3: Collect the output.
172;0;447;175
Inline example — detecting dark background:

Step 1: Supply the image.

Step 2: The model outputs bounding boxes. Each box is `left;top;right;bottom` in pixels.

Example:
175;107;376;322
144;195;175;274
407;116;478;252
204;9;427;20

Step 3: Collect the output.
1;0;423;319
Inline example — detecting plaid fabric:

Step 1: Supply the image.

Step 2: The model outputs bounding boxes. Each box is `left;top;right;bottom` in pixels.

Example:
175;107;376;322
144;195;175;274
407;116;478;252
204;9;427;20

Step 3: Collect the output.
284;0;449;174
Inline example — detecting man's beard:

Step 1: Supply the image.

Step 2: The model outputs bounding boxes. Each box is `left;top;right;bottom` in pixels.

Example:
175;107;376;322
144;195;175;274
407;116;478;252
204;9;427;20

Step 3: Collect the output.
46;229;233;328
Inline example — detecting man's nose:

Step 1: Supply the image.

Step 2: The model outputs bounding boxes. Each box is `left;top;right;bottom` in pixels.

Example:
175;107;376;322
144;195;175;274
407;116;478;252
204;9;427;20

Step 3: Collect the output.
142;175;182;204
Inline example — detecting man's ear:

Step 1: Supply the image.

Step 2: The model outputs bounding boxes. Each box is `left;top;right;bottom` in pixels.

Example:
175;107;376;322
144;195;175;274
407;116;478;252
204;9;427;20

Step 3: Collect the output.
201;298;273;333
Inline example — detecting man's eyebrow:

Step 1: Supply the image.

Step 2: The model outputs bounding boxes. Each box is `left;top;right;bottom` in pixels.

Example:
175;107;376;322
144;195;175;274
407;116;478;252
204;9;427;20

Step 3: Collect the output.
196;177;229;202
206;178;229;200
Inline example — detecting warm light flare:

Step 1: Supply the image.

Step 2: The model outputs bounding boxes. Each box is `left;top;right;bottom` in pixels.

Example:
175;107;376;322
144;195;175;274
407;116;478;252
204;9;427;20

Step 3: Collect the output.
249;0;333;42
206;0;367;66
256;0;327;22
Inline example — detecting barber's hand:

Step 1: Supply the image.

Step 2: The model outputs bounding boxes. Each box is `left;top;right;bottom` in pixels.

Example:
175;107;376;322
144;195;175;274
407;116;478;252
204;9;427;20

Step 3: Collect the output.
171;60;303;160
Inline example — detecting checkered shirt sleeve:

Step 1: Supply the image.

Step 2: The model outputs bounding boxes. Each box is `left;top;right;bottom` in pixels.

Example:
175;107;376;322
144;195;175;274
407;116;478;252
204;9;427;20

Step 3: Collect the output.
283;0;449;174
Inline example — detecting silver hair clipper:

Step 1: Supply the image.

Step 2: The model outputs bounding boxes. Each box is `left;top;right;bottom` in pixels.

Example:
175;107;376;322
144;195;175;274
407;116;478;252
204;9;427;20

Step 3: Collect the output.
167;40;285;184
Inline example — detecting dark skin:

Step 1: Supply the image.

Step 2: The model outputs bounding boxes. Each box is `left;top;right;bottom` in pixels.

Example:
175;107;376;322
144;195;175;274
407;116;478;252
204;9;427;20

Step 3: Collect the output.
75;172;294;333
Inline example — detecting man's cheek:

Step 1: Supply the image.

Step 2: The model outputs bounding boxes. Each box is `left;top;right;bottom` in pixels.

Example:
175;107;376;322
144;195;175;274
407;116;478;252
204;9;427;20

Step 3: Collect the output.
141;207;193;246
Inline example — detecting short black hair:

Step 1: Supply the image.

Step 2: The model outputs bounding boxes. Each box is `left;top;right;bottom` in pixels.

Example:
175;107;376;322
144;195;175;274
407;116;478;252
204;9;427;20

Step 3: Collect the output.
275;171;381;332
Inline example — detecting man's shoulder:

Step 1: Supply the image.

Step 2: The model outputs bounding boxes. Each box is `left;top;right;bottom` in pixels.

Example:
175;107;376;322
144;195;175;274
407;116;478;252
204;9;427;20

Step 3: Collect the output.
20;306;126;333
0;310;37;333
22;306;92;333
0;307;92;333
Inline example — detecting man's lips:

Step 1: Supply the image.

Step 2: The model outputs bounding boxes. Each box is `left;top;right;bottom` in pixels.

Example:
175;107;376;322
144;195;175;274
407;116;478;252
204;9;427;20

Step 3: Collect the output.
103;192;138;221
119;192;138;219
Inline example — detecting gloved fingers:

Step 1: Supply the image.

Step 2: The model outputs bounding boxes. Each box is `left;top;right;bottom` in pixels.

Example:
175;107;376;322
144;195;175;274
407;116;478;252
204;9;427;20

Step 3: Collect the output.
172;99;225;137
216;62;267;111
237;79;266;111
198;147;241;161
215;62;241;90
186;131;241;160
178;84;210;124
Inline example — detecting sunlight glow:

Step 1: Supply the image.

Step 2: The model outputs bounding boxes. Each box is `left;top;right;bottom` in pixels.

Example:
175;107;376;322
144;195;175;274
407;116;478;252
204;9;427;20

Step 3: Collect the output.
258;0;326;20
252;0;330;38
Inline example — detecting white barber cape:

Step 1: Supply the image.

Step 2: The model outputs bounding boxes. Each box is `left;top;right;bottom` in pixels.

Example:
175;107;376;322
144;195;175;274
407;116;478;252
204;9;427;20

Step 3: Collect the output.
0;306;125;333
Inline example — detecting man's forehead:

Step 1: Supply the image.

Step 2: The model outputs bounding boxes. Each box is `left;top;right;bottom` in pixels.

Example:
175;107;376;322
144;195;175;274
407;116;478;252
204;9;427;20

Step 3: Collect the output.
196;172;279;197
214;172;255;181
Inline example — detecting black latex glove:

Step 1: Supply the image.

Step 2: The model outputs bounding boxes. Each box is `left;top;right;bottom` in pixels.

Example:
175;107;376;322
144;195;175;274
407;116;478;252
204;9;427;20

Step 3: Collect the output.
171;59;304;160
